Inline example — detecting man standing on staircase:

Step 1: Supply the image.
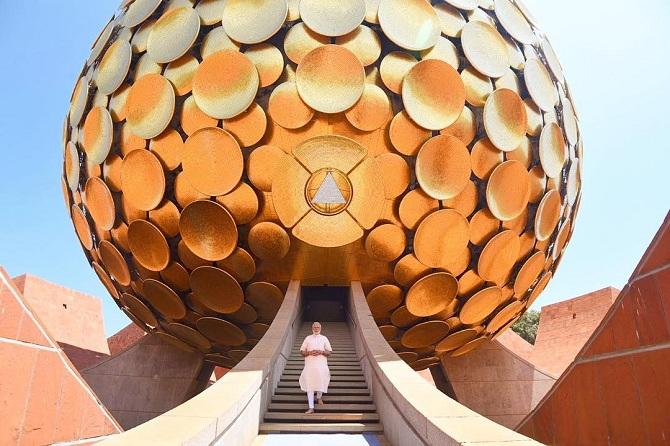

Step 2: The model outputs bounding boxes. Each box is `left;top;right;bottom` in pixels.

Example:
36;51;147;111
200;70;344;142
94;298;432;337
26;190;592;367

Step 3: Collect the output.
299;321;333;414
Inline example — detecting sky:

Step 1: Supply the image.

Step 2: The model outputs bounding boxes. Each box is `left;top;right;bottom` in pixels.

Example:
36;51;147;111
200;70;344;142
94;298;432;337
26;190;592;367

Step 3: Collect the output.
0;1;668;337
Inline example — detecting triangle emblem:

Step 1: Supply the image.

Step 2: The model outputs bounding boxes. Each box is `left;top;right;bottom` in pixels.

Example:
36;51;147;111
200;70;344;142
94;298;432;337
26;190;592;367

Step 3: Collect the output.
312;172;347;205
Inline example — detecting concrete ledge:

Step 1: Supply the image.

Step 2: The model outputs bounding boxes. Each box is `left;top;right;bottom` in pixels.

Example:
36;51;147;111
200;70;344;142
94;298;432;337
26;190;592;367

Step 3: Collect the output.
347;282;543;446
98;281;302;446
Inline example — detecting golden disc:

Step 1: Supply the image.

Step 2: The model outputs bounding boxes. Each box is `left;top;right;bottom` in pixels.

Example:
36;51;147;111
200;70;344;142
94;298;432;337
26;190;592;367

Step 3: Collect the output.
398;188;439;231
365;224;406;262
123;0;162;27
514;251;545;297
402;59;465;131
495;0;534;44
217;248;256;283
174;172;209;209
69;76;88;126
471;137;503;180
180;200;238;261
461;21;509;78
478;230;519;285
111;222;130;253
142;279;187;319
155;331;195;352
182;127;243;196
435;328;479;352
119;123;147;156
150;129;183;171
458;270;484;297
98;240;131;286
461;66;493;107
524;58;558;112
379;51;417;95
134;53;162;80
451;336;487;357
164;55;199;96
147;6;200;63
300;0;366;37
249;222;291;260
394;254;432;287
486;300;524;333
419;37;459;70
192;50;259;119
228;303;258;325
177;239;212;270
414;209;470;268
121;149;166;211
197;317;247;346
167;323;211;350
389;111;431;156
336;25;382;66
120;195;147;224
283;23;329;65
486;160;531;221
379;325;399;340
460;286;503;325
401;321;450;348
223;0;287;44
126;74;175;139
122;293;159;329
268;82;315;130
535;190;561;242
367;284;403;318
130;18;154;53
160;262;191;292
527;270;552;308
469;208;500;246
539;122;567;178
528;165;546;204
397;352;418;363
416;135;471;200
390;305;421;328
180;95;218;136
148;200;180;238
442;180;477;218
222;104;267;148
85;177;116;231
483;88;527;152
434;3;466;37
378;0;440;51
216;182;259;225
502;206;528;235
247;145;284;192
127;219;171;271
377;153;410;199
296;45;365;114
345;84;391;131
444;0;477;9
96;39;132;95
195;0;226;25
228;349;251;361
244;323;270;339
505;136;532;169
244;43;284;88
64;143;80;191
103;153;123;192
82;107;113;165
190;266;244;313
200;27;241;60
246;282;284;321
406;272;458;317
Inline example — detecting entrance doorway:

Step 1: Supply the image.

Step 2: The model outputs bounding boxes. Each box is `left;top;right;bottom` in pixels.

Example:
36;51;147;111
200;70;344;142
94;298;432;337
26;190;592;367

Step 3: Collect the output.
301;286;348;322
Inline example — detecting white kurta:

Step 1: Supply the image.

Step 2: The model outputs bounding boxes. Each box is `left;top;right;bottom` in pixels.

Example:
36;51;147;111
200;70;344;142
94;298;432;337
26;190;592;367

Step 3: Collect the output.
299;334;333;393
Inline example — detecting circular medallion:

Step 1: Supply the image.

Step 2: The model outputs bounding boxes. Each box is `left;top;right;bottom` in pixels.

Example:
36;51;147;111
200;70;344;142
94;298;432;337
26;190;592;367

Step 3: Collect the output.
305;168;353;216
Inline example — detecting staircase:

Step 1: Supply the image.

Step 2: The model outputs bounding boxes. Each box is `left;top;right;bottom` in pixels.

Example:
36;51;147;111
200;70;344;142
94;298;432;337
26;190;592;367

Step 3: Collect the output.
259;322;383;434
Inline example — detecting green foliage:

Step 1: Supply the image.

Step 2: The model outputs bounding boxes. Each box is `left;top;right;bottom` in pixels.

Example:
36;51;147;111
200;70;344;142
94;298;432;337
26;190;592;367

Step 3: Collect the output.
511;309;540;344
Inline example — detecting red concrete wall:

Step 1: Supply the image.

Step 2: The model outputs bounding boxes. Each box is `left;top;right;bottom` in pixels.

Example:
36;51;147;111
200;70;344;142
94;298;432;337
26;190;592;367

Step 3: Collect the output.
13;274;110;356
531;287;618;377
518;212;670;445
107;323;147;356
0;267;121;445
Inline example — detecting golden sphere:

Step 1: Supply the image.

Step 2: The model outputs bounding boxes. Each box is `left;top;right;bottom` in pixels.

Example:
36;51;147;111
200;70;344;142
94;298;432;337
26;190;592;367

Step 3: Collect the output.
63;0;582;368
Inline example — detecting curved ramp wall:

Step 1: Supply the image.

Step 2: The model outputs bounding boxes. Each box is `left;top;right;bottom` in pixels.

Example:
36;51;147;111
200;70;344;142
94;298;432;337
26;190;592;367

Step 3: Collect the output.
346;281;542;446
98;280;302;446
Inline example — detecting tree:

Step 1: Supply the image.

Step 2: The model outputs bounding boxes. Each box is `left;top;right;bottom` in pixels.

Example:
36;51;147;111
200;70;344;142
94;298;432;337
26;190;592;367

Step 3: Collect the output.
512;309;540;344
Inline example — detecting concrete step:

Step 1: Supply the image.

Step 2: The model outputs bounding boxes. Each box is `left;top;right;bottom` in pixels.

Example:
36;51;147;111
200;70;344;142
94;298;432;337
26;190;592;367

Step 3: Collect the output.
264;412;380;423
275;388;370;396
284;365;362;371
280;375;366;382
278;381;368;389
259;422;384;434
271;395;373;404
267;403;377;412
282;370;363;376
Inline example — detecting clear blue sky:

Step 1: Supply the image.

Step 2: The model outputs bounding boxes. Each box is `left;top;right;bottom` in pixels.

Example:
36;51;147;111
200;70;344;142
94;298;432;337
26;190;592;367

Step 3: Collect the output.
0;1;668;336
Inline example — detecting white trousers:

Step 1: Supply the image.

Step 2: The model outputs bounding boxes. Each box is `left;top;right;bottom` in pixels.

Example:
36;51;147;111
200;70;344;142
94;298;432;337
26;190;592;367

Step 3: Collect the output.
307;391;323;409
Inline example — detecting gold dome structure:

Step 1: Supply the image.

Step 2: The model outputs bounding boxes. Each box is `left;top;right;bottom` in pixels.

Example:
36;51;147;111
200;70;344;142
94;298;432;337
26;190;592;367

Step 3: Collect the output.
62;0;582;370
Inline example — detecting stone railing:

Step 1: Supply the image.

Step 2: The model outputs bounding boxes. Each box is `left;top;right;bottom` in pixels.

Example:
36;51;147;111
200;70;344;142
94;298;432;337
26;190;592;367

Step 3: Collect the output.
98;281;302;445
346;281;542;446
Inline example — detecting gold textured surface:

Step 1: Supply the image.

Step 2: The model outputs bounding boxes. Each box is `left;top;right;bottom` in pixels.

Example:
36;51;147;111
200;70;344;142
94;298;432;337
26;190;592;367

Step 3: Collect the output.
64;0;582;363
